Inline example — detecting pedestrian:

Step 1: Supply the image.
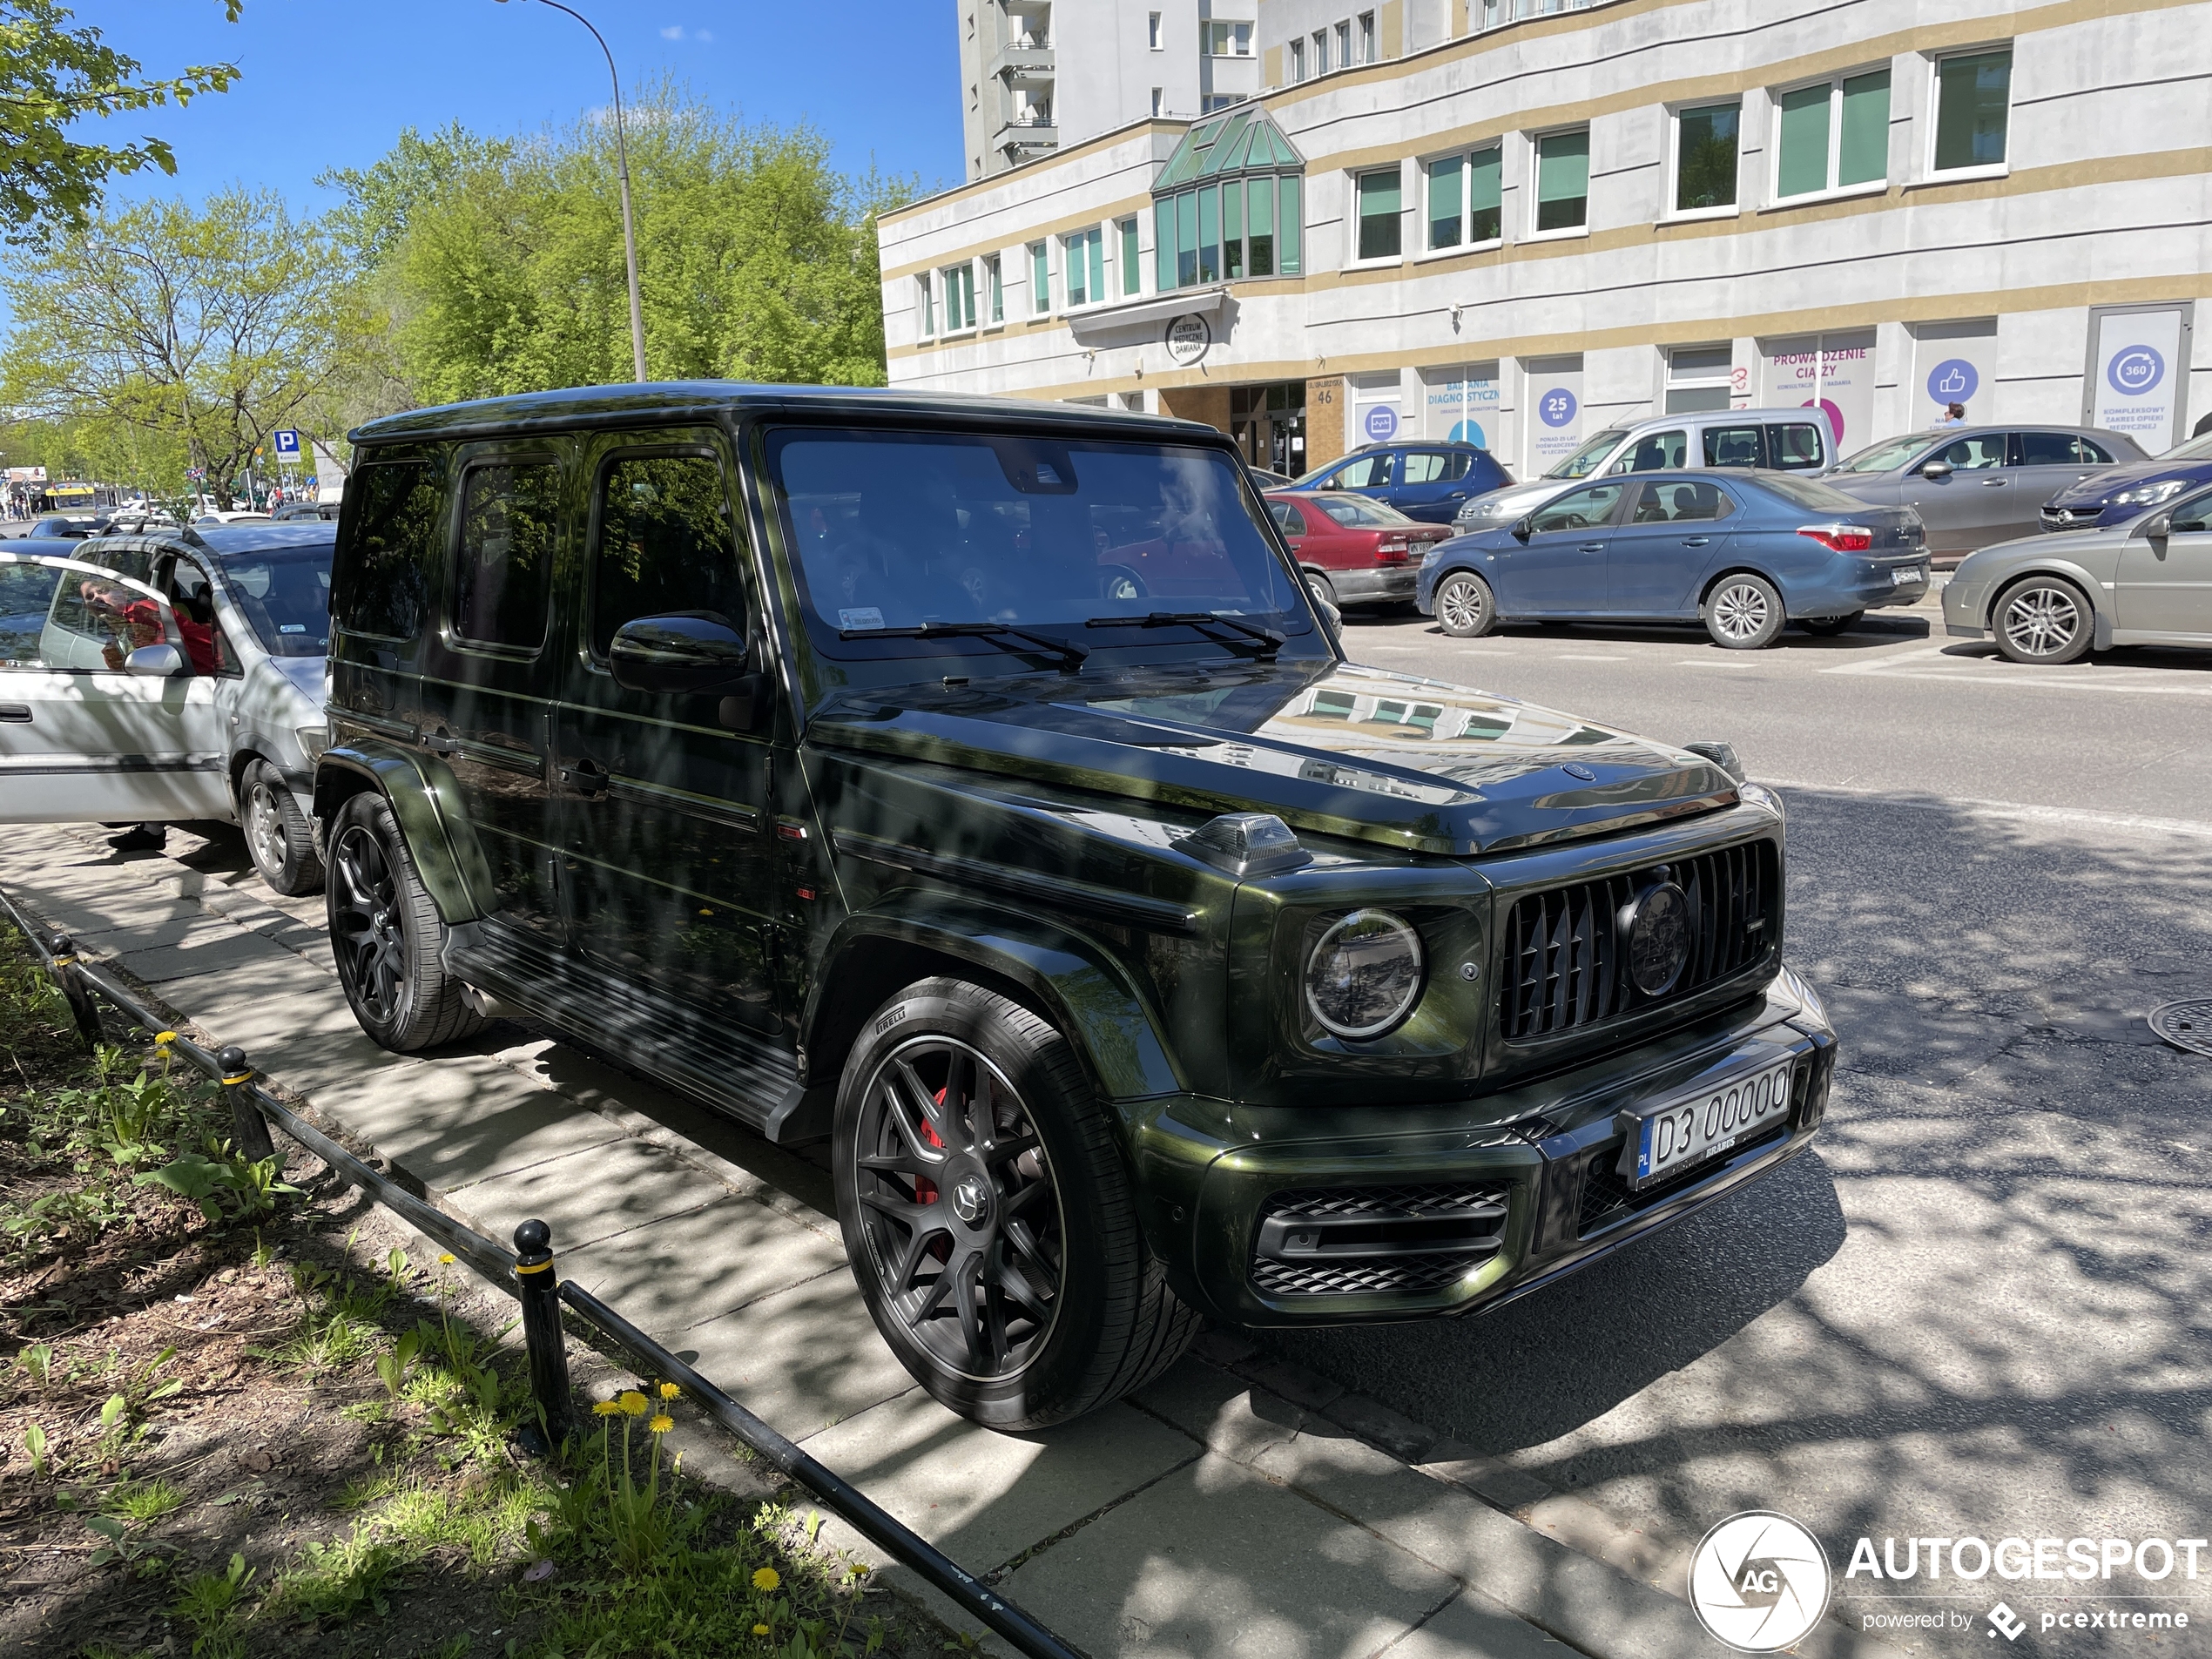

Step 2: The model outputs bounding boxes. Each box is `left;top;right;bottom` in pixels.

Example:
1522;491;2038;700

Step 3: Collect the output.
1932;401;1966;428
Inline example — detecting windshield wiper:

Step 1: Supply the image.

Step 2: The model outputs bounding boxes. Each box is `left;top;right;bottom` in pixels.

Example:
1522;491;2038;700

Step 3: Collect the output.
838;620;1088;671
1085;610;1285;660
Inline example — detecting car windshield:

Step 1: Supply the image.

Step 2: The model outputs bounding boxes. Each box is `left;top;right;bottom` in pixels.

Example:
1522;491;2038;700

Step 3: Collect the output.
1313;495;1413;528
2158;431;2212;462
213;543;333;657
1545;428;1628;480
1833;435;1934;474
767;428;1315;664
1752;474;1877;512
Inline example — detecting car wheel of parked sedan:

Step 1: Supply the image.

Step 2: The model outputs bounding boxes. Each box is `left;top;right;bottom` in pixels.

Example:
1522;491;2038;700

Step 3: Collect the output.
1799;611;1865;637
1705;573;1786;650
326;792;486;1052
1305;570;1339;611
834;978;1199;1431
1993;576;2093;665
242;759;323;896
1433;571;1497;638
1099;565;1146;604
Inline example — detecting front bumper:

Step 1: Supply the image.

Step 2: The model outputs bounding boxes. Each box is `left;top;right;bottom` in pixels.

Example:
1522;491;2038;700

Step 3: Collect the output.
1941;577;1988;637
1123;964;1835;1326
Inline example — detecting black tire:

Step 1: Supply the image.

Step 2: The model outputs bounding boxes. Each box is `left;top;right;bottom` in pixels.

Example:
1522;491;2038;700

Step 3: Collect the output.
1433;570;1497;637
1703;572;1786;650
325;792;485;1053
242;759;323;896
833;979;1198;1430
1304;569;1339;611
1100;565;1147;604
1992;575;2093;664
1798;611;1865;637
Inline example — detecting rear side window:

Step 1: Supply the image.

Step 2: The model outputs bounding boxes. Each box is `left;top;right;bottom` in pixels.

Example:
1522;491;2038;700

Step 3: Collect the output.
1766;423;1825;469
453;462;560;650
335;461;439;640
2078;437;2116;464
1402;451;1468;483
591;454;745;660
2017;431;2084;466
1701;425;1764;469
1269;500;1307;536
1631;481;1734;522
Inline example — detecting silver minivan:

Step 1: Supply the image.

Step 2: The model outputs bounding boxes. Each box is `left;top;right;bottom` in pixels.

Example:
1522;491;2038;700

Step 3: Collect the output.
1452;406;1832;533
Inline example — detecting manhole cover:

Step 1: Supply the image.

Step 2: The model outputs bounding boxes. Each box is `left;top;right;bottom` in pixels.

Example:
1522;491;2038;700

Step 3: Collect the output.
2148;999;2212;1057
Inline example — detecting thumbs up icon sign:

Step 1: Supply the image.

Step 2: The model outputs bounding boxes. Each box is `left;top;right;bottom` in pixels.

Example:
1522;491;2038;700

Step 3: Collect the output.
1935;368;1967;395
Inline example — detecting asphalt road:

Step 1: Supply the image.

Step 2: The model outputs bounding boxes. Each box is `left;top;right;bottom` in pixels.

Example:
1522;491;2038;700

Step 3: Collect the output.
1268;595;2212;1657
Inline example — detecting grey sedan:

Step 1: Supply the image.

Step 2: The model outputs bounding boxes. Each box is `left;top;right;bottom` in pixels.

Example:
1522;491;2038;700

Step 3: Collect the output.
1941;482;2212;664
1824;425;2142;562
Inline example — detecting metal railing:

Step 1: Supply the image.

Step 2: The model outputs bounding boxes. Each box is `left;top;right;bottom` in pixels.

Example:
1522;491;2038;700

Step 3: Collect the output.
0;884;1080;1659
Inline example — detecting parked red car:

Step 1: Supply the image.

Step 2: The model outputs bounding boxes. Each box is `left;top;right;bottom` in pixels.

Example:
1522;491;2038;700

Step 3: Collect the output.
1265;490;1454;610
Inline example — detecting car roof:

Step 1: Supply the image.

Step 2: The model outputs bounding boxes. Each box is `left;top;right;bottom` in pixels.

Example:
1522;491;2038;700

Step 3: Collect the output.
192;524;337;554
350;380;1224;447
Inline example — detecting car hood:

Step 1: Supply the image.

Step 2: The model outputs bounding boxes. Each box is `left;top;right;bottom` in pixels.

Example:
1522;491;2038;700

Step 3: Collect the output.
2045;459;2212;506
1456;479;1574;520
809;660;1737;857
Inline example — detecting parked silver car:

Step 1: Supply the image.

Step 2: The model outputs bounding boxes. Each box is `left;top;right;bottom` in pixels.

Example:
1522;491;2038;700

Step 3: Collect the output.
0;524;334;892
1822;425;2143;563
1940;482;2212;664
1452;406;1834;535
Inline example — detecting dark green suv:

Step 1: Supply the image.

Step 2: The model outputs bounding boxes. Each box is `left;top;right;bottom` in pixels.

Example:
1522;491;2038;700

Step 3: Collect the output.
315;384;1835;1430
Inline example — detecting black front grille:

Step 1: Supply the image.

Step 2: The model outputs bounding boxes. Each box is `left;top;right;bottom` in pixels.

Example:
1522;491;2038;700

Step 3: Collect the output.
1251;1183;1509;1298
1498;840;1777;1042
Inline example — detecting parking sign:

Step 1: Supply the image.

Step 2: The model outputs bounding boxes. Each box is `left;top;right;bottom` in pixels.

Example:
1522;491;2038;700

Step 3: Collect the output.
272;428;301;458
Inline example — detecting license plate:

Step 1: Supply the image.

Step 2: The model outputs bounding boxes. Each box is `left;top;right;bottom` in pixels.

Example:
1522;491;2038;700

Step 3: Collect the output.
1891;564;1925;586
1619;1059;1797;1190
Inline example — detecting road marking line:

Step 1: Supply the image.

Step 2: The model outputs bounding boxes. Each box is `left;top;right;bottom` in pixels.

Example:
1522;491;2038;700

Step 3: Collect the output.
1766;779;2212;841
1821;644;2212;695
1554;653;1626;661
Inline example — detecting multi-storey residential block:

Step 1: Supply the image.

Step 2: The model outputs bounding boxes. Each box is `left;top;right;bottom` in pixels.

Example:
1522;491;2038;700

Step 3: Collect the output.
903;0;2209;478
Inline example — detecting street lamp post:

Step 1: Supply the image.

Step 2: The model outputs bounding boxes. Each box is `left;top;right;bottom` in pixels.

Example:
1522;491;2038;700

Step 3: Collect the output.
496;0;648;382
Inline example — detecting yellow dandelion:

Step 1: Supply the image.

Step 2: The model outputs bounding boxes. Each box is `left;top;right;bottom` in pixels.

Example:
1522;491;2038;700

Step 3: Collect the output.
592;1400;620;1417
658;1381;679;1399
154;1030;177;1045
752;1624;771;1637
752;1565;780;1592
618;1390;648;1417
649;1413;673;1434
438;1252;455;1265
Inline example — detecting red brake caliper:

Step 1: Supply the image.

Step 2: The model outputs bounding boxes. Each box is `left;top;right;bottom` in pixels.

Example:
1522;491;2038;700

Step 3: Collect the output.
916;1090;951;1264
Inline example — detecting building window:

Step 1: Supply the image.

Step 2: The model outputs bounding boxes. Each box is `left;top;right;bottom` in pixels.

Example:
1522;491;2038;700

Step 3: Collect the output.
1664;344;1736;413
1425;144;1501;248
1673;101;1739;212
1151;86;1164;116
1062;226;1104;307
1205;21;1251;55
916;273;934;337
1355;166;1403;260
1289;37;1305;81
1202;94;1244;113
1151;108;1305;291
985;253;1003;322
1932;48;2011;172
1028;240;1049;314
1334;21;1351;68
1533;128;1589;233
940;262;977;331
1775;69;1891;199
1118;217;1140;295
1312;30;1327;72
1358;11;1375;64
1148;10;1162;49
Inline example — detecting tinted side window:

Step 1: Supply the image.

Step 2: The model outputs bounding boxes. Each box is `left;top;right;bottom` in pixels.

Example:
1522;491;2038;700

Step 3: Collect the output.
591;455;744;660
1701;425;1764;469
2017;431;2081;467
1529;482;1627;533
335;461;438;640
453;462;560;650
1766;423;1825;469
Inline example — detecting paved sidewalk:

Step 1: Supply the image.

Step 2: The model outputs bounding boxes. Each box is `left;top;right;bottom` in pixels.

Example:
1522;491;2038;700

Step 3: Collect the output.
0;820;1777;1659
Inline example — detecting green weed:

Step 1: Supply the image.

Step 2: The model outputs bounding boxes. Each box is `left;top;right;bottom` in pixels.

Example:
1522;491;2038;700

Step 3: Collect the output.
171;1551;253;1659
107;1475;187;1525
265;1521;411;1624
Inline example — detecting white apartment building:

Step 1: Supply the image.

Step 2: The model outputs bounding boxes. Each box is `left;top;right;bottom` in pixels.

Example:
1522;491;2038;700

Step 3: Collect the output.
958;0;1261;180
896;0;2211;479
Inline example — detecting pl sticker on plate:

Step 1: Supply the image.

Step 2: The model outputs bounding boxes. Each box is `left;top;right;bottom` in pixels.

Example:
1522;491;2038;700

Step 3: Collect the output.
839;608;885;631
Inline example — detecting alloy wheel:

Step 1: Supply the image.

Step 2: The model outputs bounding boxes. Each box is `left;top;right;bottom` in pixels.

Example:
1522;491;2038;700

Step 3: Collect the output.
851;1035;1064;1381
1438;575;1488;634
331;824;407;1024
246;778;287;875
1711;581;1770;643
2000;584;2082;658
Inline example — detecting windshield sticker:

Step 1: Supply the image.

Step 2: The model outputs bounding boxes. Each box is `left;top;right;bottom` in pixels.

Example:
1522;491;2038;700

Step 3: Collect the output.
839;607;886;631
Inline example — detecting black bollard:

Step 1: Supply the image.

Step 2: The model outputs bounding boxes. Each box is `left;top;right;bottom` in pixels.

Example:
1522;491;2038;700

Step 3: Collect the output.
46;933;103;1049
513;1218;573;1456
218;1045;276;1163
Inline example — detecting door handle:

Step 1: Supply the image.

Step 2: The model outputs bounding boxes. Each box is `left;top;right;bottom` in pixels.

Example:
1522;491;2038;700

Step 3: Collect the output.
1680;536;1711;547
0;704;29;723
1447;489;1470;498
558;761;610;798
1980;478;2007;488
422;730;461;754
1579;542;1606;553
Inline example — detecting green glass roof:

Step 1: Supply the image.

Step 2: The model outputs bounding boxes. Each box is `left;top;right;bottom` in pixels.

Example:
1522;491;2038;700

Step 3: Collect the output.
1153;105;1305;193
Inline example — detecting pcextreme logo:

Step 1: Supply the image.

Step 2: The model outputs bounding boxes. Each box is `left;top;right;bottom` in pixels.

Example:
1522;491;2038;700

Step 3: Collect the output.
1688;1511;1833;1652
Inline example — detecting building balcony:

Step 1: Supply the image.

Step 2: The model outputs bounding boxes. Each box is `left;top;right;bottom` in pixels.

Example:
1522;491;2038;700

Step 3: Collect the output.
990;43;1055;87
994;112;1059;158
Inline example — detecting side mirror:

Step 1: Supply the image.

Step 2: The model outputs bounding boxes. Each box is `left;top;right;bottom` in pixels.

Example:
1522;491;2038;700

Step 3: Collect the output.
2144;512;2173;541
607;611;752;696
1919;460;1954;481
1510;515;1534;542
125;643;186;678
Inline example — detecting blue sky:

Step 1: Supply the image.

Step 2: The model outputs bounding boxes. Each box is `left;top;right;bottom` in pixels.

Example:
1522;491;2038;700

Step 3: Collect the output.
70;0;962;210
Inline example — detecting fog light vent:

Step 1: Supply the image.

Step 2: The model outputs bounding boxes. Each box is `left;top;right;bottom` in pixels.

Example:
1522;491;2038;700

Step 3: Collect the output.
1251;1184;1509;1298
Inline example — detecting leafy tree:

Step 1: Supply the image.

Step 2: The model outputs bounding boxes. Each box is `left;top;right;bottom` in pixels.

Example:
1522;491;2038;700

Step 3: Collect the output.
0;187;379;504
0;0;245;236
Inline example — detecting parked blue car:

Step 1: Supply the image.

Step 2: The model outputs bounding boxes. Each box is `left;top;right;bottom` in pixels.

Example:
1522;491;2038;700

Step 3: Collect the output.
2038;428;2212;531
1283;440;1513;524
1415;469;1931;649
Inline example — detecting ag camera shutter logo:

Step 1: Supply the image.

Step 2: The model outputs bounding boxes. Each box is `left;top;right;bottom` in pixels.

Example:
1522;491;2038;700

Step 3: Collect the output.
1689;1511;1833;1651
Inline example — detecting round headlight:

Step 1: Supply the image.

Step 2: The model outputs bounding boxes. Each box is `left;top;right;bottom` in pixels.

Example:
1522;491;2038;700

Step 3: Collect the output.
1304;910;1425;1040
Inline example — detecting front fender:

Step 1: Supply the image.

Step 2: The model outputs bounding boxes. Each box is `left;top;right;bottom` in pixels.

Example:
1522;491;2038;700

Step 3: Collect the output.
313;743;496;924
806;889;1185;1104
